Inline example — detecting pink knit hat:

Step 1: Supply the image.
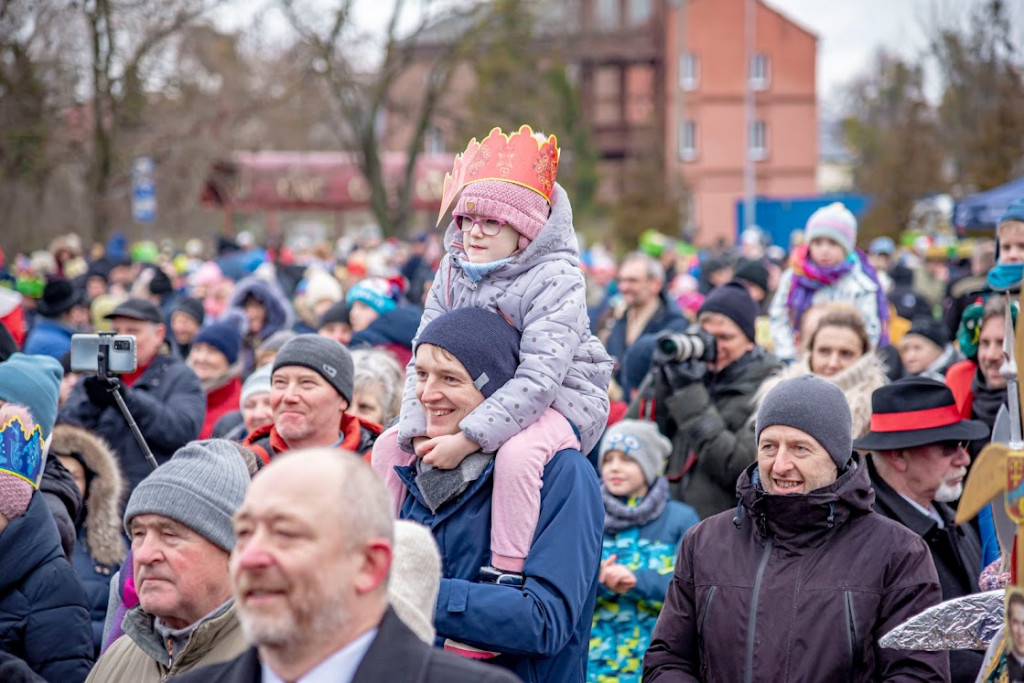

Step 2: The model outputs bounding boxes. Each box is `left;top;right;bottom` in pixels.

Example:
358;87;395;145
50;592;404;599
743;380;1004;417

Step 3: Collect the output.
805;202;858;255
0;403;41;521
454;180;550;247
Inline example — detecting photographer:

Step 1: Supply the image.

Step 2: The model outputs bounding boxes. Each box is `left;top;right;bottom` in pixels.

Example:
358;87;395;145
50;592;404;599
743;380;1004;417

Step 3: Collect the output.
628;282;781;518
59;299;205;495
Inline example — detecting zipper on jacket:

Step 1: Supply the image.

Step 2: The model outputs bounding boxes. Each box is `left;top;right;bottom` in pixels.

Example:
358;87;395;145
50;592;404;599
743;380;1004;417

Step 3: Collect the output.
845;591;859;672
743;536;773;683
698;585;717;681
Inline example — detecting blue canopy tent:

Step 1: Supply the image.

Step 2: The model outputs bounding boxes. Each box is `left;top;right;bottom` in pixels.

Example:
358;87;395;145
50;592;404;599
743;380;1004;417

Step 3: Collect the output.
953;176;1024;230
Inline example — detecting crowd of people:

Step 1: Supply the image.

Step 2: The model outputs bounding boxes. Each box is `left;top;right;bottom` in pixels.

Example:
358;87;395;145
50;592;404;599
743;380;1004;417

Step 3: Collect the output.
1;124;1023;682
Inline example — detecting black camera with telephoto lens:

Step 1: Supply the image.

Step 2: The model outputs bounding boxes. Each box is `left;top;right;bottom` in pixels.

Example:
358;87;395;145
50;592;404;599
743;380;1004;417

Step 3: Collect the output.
654;328;717;365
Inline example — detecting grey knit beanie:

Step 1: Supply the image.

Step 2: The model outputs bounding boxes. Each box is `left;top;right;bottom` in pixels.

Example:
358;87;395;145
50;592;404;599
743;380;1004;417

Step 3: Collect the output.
598;419;672;485
755;375;853;469
124;439;250;552
241;363;272;405
272;334;354;405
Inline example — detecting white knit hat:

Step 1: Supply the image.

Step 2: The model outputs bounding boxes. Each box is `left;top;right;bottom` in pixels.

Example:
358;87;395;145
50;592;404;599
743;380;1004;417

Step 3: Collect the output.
388;520;441;643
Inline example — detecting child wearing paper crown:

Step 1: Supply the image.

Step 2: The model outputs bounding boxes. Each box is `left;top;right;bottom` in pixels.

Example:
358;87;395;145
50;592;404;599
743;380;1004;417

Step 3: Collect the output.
375;125;612;578
589;419;698;683
768;201;889;362
0;403;94;682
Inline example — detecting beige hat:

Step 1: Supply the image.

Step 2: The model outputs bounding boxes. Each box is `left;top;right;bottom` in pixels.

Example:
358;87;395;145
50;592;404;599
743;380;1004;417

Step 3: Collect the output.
388;520;441;643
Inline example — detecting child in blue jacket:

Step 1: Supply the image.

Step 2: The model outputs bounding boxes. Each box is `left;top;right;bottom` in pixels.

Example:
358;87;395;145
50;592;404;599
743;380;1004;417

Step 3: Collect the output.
589;419;699;683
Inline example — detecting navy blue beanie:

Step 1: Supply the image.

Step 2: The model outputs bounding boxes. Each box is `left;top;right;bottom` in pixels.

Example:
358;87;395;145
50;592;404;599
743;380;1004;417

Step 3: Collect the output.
999;196;1024;225
415;308;521;398
698;281;758;342
193;319;243;365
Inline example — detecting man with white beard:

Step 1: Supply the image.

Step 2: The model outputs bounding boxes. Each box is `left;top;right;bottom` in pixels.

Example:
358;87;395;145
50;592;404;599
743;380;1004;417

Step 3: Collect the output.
854;377;990;682
171;450;518;683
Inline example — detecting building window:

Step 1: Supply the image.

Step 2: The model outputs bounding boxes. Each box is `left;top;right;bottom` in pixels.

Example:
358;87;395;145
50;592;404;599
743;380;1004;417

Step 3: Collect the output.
424;126;444;154
679;119;697;161
628;0;653;25
749;120;767;160
679;52;699;91
596;0;619;29
749;53;770;90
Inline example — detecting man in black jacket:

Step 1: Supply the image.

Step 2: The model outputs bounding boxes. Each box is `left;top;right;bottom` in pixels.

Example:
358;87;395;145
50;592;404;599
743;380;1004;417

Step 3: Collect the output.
854;377;990;682
171;449;517;683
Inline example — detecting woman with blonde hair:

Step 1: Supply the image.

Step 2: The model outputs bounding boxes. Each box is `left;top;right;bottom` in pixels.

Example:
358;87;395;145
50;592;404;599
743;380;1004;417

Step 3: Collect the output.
757;303;888;439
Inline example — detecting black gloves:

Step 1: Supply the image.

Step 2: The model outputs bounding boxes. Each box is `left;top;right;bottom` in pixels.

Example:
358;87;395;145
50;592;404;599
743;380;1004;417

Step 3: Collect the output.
658;360;706;393
84;375;122;406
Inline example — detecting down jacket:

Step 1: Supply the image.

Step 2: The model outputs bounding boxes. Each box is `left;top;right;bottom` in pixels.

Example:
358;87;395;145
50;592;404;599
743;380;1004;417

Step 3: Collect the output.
59;352;205;494
397;183;613;455
643;455;949;682
50;424;127;655
0;492;93;683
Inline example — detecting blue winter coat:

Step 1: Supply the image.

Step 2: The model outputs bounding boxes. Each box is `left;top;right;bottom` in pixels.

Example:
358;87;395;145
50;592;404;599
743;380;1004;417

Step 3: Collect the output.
0;492;93;683
399;448;604;683
72;527;119;655
349;303;422;351
59;353;205;494
588;498;699;683
605;291;689;384
23;317;76;360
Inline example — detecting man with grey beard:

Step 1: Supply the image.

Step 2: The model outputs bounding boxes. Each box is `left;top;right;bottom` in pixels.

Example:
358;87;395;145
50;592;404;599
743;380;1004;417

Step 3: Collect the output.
171;450;517;683
854;377;989;683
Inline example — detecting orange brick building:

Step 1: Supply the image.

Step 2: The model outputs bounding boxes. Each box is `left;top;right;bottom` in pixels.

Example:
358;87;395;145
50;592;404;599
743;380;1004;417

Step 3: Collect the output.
388;0;818;246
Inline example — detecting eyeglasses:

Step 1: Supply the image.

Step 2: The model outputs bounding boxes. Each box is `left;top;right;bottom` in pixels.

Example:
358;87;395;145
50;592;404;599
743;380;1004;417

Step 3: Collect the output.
452;213;508;237
939;441;968;456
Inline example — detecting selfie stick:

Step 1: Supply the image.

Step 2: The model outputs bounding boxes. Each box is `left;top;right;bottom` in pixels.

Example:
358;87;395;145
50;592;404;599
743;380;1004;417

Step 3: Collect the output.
97;341;160;471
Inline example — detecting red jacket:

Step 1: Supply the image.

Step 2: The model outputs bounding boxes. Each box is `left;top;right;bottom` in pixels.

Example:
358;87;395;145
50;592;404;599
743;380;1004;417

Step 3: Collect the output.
243;413;382;464
200;377;242;439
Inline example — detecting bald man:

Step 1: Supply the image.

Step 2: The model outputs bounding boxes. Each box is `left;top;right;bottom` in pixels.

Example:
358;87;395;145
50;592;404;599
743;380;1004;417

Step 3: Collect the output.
173;451;517;683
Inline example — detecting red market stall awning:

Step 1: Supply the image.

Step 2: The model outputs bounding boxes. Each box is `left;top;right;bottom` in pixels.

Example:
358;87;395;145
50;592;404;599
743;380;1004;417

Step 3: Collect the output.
200;151;452;212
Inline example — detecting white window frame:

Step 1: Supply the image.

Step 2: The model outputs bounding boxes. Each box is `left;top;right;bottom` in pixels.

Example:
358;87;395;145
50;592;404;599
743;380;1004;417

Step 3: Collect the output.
678;119;698;162
750;53;770;91
749;119;768;161
679;52;699;91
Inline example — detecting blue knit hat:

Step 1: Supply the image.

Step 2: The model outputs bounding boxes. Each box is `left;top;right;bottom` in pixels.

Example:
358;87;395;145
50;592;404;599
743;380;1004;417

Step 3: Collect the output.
999;196;1024;225
0;352;63;441
415;308;520;398
193;319;243;365
347;278;399;317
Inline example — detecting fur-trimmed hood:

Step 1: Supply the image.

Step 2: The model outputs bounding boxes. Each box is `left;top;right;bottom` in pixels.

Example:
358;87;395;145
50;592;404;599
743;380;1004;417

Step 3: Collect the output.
756;351;889;440
49;423;127;566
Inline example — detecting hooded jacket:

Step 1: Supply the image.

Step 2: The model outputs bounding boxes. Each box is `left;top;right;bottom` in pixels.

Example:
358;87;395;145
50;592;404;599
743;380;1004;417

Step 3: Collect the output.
755;351;888;441
349;303;423;367
51;424;128;655
227;276;294;376
605;290;689;379
396;183;613;455
643;455;949;682
0;493;93;683
39;456;82;561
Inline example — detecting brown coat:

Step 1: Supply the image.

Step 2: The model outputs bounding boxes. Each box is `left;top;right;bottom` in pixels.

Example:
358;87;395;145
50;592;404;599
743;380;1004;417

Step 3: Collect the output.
643;455;949;682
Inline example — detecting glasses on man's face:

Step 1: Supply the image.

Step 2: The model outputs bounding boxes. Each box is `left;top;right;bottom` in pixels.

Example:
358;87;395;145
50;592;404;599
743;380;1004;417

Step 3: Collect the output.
939;441;967;456
452;213;507;237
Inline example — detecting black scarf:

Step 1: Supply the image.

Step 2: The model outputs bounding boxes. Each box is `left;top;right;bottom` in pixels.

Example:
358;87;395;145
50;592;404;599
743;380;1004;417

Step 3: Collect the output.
602;476;669;534
970;369;1006;429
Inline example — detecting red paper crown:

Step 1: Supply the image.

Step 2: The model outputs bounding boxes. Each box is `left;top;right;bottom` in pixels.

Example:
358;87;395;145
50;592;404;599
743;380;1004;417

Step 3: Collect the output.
437;125;559;226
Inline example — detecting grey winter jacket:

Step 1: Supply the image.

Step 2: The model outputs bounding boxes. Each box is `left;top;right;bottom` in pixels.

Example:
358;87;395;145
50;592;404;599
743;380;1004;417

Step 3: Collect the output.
398;183;613;454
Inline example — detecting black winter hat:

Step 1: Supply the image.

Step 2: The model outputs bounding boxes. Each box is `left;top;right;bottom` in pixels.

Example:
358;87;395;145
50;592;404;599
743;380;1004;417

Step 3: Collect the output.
698;281;758;342
734;260;769;292
852;377;989;451
172;297;205;326
318;299;350;328
905;317;948;349
416;308;521;399
37;278;82;318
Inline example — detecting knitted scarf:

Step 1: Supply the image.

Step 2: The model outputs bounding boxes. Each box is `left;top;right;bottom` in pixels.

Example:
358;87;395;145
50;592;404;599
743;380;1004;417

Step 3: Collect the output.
602;476;669;534
970;370;1006;428
987;261;1024;292
457;256;513;283
786;244;890;347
